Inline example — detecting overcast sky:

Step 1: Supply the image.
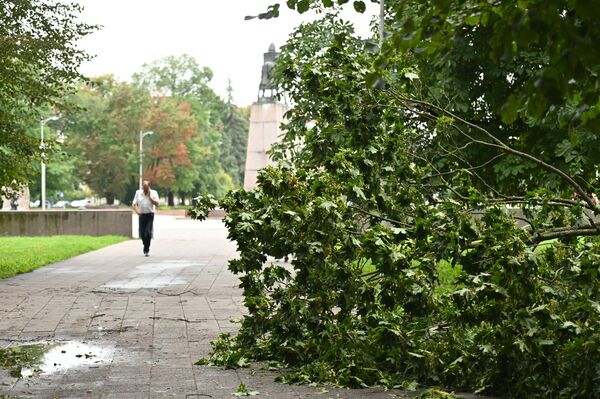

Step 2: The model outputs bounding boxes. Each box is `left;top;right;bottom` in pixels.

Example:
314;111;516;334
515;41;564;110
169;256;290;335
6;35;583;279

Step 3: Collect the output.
76;0;379;107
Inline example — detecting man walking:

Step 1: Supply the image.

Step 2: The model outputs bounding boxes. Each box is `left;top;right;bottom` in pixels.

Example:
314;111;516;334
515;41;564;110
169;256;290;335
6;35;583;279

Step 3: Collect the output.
132;180;159;256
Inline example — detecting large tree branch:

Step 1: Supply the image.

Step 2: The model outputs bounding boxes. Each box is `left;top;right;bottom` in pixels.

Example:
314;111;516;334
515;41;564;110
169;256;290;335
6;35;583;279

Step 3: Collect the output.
486;196;581;207
532;226;600;243
348;205;413;228
428;149;506;178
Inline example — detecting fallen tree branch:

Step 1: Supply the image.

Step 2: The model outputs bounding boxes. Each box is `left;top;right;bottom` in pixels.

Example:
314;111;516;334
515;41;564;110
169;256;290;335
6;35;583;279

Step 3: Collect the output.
388;90;600;214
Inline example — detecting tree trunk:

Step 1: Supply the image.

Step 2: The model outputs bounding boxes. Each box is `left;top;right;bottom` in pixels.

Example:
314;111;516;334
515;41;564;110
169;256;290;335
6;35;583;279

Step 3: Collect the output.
179;194;185;206
168;191;174;207
106;195;115;205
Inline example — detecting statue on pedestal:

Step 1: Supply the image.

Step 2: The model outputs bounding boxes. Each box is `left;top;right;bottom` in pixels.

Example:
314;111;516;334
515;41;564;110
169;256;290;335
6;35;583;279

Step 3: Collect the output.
258;43;279;102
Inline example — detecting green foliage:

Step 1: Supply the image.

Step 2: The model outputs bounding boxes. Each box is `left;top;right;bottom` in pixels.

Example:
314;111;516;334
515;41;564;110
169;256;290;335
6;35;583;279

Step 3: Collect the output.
233;383;260;396
132;54;215;99
386;0;600;130
64;76;152;204
133;55;242;199
62;56;247;203
145;98;198;195
194;333;249;368
0;235;129;279
0;0;96;190
221;83;249;186
187;194;219;221
382;0;600;197
190;8;600;398
0;343;52;378
415;389;462;399
28;142;81;203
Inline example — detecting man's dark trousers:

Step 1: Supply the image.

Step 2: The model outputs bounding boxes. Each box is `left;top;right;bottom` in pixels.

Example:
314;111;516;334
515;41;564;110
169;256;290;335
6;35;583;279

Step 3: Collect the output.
139;212;154;253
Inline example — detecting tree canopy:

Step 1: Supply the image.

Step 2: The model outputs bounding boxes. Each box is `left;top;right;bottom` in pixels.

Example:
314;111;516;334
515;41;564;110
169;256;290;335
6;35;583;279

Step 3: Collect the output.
0;0;96;190
56;54;247;205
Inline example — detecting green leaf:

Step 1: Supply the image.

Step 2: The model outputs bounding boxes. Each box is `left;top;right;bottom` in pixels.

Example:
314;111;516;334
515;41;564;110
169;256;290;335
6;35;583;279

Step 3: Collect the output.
297;0;310;13
352;186;366;199
465;14;480;26
353;1;366;13
319;201;337;210
365;71;381;86
515;339;528;352
501;96;521;124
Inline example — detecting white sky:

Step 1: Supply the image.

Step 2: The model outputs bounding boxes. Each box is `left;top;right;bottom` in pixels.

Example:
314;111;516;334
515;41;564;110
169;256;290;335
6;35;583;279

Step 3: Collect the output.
76;0;379;107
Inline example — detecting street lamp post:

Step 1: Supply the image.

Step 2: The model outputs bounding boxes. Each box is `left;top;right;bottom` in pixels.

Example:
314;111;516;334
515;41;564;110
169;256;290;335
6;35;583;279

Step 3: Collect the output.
40;115;60;210
139;131;154;189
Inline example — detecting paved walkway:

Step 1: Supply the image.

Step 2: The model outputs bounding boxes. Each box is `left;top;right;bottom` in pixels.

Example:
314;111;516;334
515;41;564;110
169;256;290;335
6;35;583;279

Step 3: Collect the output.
0;216;473;399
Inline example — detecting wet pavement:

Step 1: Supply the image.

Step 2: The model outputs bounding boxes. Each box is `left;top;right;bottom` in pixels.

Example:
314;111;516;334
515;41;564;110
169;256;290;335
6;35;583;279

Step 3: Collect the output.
0;216;472;399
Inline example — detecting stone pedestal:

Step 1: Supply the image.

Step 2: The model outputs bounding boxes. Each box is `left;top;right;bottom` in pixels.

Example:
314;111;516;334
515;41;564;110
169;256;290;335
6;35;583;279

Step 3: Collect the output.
243;102;288;189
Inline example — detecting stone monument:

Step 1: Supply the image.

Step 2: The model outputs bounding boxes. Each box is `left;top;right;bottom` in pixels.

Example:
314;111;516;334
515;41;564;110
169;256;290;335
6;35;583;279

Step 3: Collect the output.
243;44;289;189
1;185;30;210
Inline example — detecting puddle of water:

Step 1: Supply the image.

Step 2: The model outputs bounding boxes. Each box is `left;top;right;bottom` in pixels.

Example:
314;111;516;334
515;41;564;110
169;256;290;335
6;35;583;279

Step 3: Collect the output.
0;341;112;379
101;260;203;289
46;268;93;274
102;276;187;289
136;260;205;272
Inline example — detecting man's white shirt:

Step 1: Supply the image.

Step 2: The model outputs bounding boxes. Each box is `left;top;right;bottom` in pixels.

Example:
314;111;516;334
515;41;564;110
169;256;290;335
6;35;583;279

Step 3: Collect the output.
133;189;159;214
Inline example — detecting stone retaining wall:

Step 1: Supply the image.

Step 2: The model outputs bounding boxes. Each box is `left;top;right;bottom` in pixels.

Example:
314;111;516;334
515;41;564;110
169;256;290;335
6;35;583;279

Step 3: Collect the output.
0;210;132;237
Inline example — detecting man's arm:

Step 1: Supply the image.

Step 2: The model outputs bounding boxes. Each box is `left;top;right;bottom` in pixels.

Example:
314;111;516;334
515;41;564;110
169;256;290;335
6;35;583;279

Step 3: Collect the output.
132;191;140;214
150;190;159;206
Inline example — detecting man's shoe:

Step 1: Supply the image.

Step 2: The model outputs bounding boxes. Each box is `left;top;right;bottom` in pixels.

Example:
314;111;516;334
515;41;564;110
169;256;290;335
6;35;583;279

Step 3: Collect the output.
144;251;149;257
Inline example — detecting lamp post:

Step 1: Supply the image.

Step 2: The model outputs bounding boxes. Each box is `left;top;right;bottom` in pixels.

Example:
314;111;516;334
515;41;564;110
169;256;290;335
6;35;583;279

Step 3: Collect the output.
139;131;154;189
40;115;60;210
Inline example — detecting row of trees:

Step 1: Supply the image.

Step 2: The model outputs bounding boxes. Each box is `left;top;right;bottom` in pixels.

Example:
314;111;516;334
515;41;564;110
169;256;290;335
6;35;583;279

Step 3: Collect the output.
2;1;248;206
192;1;599;398
30;55;249;206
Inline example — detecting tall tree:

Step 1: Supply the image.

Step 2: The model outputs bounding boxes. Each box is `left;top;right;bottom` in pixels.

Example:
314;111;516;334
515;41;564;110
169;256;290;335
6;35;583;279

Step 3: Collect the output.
132;54;216;101
145;98;198;206
134;54;235;198
28;144;81;204
187;112;234;199
220;80;249;186
0;0;96;190
66;76;152;204
65;66;235;205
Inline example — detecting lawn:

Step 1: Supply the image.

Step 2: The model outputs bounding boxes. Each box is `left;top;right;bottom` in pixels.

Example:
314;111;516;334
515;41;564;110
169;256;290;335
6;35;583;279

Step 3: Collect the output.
157;205;190;210
0;235;130;279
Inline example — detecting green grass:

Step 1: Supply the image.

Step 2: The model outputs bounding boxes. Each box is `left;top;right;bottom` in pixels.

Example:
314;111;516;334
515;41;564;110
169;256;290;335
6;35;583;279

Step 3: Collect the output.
358;257;464;296
0;235;130;279
435;259;465;296
157;205;189;210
